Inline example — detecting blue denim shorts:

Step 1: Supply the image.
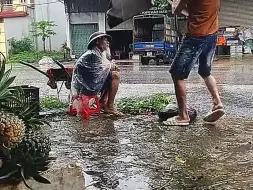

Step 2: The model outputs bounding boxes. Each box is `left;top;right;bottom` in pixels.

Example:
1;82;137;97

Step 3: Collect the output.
170;33;217;80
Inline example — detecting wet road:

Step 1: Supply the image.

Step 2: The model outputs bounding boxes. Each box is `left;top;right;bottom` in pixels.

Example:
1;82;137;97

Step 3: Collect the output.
12;57;253;117
46;115;253;189
11;57;253;189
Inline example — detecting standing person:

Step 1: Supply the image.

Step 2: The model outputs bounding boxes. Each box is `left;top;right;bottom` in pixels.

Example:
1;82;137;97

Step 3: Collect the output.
164;0;225;126
71;31;123;116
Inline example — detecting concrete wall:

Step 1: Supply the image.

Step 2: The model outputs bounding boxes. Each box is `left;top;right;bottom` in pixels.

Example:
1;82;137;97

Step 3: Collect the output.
35;0;66;51
4;16;33;54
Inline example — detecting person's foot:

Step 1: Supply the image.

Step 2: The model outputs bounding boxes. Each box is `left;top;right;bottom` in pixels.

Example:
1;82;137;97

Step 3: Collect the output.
163;116;190;126
104;106;124;117
99;102;105;110
212;104;223;111
204;105;225;123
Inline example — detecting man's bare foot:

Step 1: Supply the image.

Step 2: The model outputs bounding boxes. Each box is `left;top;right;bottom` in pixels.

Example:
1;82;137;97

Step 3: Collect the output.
99;103;105;110
104;106;124;116
212;104;223;111
204;104;225;123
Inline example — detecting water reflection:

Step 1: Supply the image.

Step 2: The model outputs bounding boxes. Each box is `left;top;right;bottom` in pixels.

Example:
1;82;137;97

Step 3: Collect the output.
71;117;121;189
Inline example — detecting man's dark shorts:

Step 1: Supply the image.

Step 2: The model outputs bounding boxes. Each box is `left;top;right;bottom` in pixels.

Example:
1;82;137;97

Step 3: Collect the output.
170;33;217;80
101;71;112;92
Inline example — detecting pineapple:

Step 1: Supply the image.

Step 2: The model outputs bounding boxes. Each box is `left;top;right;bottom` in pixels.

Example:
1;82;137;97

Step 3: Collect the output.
0;53;25;147
0;130;51;188
0;53;51;188
20;130;51;159
0;111;25;146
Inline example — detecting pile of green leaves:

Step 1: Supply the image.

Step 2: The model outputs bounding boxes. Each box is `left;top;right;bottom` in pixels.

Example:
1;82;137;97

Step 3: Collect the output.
117;93;173;114
8;51;64;64
40;97;68;111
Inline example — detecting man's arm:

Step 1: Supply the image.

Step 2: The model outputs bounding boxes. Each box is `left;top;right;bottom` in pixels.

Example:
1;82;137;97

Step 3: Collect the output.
174;0;192;16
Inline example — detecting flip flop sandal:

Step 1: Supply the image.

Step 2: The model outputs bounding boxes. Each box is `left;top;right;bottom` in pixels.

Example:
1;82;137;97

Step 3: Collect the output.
212;105;224;112
203;109;225;123
163;116;190;126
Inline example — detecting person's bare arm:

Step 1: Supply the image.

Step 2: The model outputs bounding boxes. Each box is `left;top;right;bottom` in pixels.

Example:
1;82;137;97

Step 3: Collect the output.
174;0;192;16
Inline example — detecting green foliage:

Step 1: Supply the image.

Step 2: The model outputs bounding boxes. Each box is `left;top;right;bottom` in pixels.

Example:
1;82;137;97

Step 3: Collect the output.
0;53;23;108
61;42;71;60
31;21;57;52
8;38;34;55
16;102;51;131
0;52;51;188
0;137;51;189
40;97;68;111
8;51;64;64
0;52;50;130
32;21;56;39
117;93;173;114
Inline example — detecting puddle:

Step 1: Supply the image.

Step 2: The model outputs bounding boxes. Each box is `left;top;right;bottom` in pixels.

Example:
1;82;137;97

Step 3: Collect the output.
43;115;253;189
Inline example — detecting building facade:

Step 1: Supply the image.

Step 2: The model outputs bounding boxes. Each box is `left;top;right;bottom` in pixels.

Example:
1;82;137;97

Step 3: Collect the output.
66;12;106;57
0;0;67;57
0;0;35;56
64;0;110;58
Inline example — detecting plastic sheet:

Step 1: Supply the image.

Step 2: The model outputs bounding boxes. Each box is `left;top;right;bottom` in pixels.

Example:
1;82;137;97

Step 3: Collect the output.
71;49;112;96
38;56;58;71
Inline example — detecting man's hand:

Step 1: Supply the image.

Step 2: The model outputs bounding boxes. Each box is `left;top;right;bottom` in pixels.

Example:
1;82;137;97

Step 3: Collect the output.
111;63;120;72
113;65;120;72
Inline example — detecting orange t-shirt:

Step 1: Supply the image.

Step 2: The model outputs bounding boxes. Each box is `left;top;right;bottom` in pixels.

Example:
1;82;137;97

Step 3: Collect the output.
186;0;220;36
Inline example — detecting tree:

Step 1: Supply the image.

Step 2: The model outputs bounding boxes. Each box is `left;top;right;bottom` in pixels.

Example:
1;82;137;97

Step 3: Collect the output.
32;21;56;52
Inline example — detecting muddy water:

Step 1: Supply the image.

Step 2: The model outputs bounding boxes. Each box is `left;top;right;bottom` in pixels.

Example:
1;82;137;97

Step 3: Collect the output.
44;115;253;189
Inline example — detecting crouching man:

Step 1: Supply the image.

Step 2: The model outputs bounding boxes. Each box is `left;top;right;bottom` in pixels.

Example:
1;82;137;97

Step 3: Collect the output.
71;31;123;116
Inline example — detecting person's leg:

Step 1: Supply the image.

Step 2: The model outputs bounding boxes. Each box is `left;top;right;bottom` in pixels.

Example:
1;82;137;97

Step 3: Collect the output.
99;72;112;109
172;77;189;121
100;90;109;108
198;34;224;122
165;36;204;125
204;76;223;110
107;71;120;107
104;71;123;116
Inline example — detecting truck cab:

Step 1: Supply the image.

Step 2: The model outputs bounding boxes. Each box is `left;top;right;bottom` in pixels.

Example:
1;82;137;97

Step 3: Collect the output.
132;13;179;65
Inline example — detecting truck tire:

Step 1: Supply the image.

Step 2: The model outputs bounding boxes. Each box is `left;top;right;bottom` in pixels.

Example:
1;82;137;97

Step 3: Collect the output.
157;59;164;65
149;59;156;65
141;56;149;65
